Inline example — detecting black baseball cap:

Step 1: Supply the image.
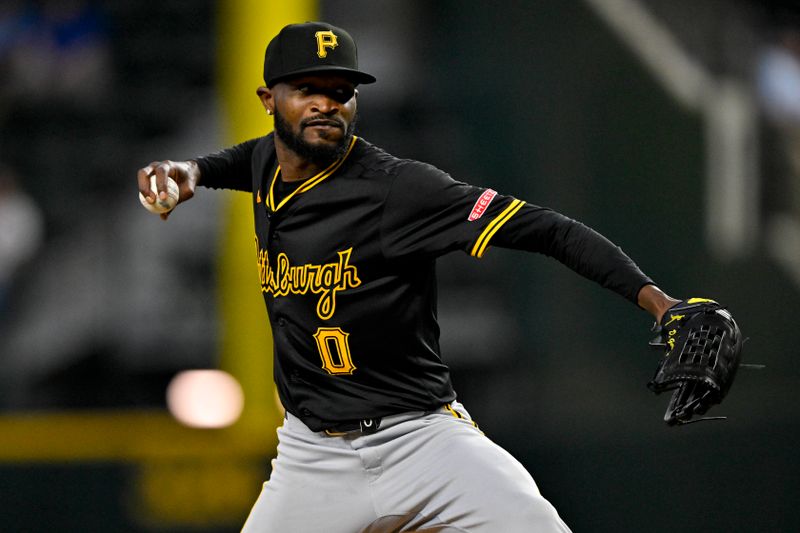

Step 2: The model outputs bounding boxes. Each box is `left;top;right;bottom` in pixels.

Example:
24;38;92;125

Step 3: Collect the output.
263;22;376;87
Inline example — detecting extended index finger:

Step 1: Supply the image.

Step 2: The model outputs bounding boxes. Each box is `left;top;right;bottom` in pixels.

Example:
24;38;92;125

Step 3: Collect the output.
153;160;178;200
137;162;159;201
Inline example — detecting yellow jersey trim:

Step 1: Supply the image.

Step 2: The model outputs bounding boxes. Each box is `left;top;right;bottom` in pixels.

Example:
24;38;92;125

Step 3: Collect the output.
470;199;524;258
268;135;359;212
444;403;480;429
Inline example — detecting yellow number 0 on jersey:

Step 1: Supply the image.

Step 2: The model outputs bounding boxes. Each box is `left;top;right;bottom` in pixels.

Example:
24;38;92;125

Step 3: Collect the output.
313;327;357;375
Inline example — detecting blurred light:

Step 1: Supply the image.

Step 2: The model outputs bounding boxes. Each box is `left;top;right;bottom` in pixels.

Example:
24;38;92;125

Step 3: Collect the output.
166;370;244;428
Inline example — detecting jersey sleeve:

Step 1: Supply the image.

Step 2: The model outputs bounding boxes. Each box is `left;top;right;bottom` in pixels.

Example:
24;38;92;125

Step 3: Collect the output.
380;160;652;303
193;138;260;192
491;203;654;303
379;161;524;259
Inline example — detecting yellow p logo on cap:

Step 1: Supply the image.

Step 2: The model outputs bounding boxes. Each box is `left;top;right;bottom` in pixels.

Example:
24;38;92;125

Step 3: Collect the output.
315;30;338;58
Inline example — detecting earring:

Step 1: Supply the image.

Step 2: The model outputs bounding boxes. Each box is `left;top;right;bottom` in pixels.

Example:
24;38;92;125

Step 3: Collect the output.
267;109;272;115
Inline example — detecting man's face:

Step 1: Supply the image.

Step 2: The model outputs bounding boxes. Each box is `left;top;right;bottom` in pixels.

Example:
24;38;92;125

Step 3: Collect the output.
262;74;358;164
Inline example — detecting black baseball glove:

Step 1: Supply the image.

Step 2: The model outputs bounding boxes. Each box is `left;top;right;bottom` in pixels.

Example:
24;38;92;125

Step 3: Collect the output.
648;298;743;426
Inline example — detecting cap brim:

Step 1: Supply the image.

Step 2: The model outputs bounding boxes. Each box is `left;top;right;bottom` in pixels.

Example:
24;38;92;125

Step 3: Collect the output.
267;66;376;87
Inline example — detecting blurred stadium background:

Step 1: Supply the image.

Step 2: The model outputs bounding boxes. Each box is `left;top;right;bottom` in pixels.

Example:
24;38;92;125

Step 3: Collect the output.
1;0;798;531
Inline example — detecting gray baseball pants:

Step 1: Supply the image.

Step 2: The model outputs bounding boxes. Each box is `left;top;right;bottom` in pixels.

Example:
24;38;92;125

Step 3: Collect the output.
242;402;571;532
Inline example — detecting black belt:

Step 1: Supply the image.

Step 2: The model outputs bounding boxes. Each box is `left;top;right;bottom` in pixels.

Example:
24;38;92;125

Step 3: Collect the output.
324;417;382;436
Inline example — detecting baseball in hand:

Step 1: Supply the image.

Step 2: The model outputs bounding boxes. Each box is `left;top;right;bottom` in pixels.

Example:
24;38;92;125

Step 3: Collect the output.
139;175;179;214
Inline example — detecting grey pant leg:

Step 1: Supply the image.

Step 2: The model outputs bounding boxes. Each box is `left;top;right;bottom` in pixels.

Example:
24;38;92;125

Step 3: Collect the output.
241;416;377;533
362;402;571;532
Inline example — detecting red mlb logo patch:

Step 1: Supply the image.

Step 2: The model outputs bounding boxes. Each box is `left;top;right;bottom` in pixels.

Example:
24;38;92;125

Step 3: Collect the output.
468;189;497;221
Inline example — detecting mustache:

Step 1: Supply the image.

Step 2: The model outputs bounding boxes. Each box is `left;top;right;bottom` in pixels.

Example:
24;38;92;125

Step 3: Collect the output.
301;115;345;129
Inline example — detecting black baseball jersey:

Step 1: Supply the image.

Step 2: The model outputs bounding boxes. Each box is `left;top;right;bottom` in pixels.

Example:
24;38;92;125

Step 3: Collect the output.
196;134;652;431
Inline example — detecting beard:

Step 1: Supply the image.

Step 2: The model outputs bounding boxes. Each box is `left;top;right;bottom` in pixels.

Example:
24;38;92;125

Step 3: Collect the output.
273;109;357;165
